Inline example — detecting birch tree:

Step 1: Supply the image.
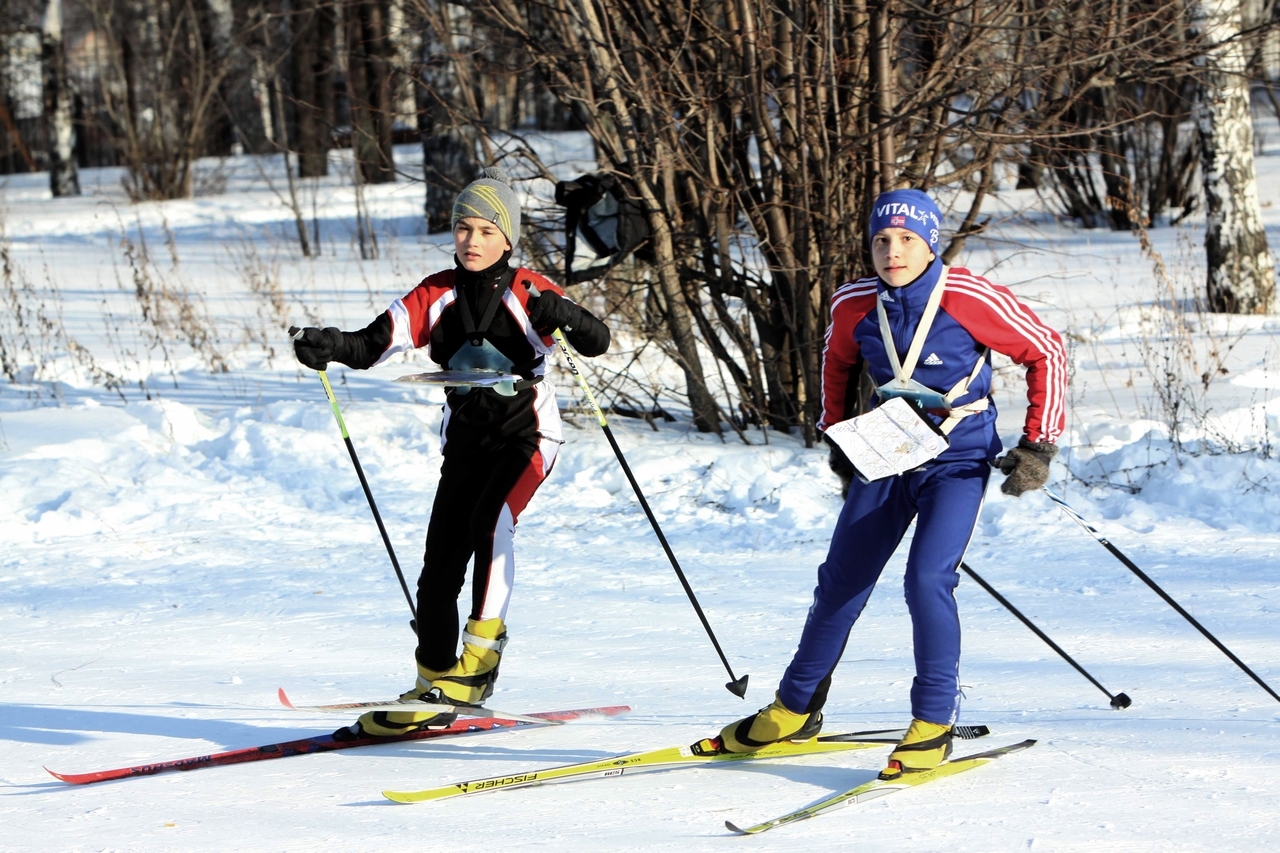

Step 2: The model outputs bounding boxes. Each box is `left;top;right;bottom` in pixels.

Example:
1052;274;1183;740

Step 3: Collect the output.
1195;0;1275;313
41;0;80;196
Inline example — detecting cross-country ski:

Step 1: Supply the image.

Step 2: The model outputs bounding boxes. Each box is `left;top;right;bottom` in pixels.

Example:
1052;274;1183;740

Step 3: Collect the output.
275;687;554;724
381;724;990;804
44;706;627;786
726;739;1037;835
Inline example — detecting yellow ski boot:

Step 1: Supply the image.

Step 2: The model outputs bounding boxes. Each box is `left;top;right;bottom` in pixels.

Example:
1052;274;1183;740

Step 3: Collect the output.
335;662;456;740
879;718;953;780
425;617;508;706
713;692;823;754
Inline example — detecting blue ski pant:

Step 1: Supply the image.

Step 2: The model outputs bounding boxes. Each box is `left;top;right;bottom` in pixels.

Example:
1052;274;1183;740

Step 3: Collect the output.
778;457;989;725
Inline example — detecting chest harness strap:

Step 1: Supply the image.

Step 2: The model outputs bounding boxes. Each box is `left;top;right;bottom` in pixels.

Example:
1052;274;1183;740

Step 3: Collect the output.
456;275;512;347
874;266;989;436
452;276;543;392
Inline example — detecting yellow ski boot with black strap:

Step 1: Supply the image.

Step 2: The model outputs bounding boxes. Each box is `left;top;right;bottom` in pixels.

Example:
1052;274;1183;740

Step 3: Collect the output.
425;617;508;706
879;718;953;780
713;692;823;754
335;663;457;740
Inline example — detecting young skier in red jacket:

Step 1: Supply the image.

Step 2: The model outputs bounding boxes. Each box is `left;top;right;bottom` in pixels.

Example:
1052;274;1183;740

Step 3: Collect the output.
714;189;1066;778
292;168;610;738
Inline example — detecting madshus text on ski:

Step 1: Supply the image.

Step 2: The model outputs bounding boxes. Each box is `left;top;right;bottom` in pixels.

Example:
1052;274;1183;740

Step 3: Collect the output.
50;176;1279;835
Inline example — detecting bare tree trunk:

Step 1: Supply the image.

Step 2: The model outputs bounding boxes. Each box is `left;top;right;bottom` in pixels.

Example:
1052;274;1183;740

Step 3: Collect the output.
42;0;80;197
207;0;271;153
872;0;896;193
249;10;276;145
416;1;478;231
345;0;396;183
293;0;336;177
264;9;313;256
1195;0;1275;313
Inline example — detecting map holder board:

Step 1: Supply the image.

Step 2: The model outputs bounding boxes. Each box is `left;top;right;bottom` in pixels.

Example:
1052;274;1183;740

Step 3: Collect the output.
823;397;949;482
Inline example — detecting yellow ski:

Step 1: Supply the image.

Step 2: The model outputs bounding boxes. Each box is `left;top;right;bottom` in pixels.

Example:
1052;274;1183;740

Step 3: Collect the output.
382;728;913;804
726;738;1036;835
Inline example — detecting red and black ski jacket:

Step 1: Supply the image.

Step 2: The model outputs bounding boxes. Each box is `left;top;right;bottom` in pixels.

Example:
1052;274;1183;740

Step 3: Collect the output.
334;261;609;451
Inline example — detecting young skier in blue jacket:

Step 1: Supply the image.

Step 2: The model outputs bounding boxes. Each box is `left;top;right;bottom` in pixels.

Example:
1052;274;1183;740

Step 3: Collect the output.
715;189;1067;779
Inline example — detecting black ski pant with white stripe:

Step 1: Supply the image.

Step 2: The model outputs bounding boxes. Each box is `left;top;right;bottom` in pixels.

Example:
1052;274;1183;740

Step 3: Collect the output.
414;434;558;672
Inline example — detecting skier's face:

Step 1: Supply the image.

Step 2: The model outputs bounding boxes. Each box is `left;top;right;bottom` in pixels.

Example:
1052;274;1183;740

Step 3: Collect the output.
454;218;512;272
871;227;936;287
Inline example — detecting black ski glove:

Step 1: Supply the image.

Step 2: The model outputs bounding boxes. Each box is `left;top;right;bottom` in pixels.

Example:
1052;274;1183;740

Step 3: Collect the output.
997;438;1059;497
526;289;581;334
292;326;347;371
823;432;856;499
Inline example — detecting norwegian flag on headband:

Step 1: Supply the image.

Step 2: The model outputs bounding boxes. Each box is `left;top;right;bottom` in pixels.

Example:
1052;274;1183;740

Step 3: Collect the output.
870;189;943;246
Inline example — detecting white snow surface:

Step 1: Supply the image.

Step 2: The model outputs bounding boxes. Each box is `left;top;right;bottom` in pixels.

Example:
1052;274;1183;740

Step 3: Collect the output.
1;139;1279;851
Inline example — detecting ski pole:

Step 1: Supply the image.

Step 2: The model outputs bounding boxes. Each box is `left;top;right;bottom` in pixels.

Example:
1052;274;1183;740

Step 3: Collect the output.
1042;487;1279;704
539;312;749;698
960;561;1130;709
290;327;417;630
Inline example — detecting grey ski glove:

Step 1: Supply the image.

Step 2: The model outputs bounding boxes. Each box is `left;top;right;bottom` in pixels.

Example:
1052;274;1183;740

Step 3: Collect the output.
997;438;1058;497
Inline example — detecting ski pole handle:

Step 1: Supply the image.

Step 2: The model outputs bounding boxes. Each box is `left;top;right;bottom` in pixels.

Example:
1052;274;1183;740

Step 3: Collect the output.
289;326;352;439
525;285;608;428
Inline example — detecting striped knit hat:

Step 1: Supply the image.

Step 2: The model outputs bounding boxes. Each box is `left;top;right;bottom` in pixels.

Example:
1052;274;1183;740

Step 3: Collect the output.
452;167;521;247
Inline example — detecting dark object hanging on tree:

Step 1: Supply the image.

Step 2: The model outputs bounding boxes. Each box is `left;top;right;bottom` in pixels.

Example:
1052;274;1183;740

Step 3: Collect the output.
554;172;652;283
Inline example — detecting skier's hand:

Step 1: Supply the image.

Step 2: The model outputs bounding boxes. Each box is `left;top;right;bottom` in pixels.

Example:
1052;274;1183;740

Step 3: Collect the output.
292;326;345;371
996;438;1058;497
526;289;579;334
823;432;856;499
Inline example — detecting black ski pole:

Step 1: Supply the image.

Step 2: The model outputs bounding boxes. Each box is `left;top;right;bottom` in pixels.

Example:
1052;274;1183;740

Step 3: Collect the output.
1043;487;1280;705
960;561;1131;709
290;327;417;631
537;307;749;698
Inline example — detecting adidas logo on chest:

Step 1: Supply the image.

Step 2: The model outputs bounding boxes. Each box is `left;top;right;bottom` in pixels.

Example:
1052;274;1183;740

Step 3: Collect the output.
923;352;944;366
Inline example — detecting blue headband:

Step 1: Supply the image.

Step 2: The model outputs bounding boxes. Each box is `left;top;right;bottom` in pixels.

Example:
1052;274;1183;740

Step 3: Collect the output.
868;189;942;249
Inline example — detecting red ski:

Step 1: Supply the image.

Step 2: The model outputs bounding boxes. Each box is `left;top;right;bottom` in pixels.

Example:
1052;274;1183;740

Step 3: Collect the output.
45;705;629;786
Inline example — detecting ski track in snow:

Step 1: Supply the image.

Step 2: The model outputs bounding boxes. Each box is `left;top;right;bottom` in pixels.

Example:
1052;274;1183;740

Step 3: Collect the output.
1;140;1279;851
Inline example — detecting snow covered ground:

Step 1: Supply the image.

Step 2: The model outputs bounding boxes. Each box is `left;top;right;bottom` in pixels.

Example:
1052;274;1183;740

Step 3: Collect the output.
2;138;1279;851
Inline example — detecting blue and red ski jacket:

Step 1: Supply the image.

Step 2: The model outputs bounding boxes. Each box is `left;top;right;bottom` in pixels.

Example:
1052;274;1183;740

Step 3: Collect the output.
819;262;1067;462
